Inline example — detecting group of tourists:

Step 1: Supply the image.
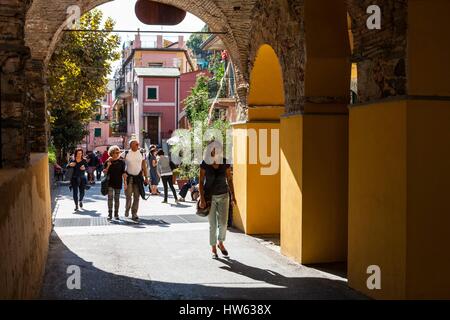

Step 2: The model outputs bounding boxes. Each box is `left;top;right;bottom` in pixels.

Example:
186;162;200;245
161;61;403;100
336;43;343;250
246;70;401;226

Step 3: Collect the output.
66;139;236;258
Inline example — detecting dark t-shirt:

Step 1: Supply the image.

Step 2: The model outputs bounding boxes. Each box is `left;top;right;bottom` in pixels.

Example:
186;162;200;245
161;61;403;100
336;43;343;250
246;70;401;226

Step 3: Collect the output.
88;155;99;167
106;159;126;190
200;159;230;199
69;160;88;178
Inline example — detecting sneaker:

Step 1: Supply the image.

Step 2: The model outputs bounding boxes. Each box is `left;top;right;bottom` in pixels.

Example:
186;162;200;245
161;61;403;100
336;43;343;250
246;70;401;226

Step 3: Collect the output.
74;206;79;212
107;215;112;220
162;200;168;204
131;216;140;221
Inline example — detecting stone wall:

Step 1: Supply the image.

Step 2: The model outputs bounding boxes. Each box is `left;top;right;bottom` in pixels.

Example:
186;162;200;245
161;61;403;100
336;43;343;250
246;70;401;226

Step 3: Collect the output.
248;0;304;114
0;153;52;299
0;0;33;168
347;0;407;103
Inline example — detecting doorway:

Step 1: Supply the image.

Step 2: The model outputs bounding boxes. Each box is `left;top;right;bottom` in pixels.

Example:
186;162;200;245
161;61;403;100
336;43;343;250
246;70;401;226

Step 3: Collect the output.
147;116;160;145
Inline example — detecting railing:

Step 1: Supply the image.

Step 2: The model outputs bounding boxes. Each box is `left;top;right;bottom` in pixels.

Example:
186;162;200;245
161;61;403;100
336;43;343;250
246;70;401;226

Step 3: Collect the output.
115;82;125;97
111;119;127;136
107;137;125;147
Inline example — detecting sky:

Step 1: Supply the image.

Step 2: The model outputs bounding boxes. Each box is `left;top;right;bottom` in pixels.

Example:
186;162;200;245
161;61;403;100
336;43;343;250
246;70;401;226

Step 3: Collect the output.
96;0;206;77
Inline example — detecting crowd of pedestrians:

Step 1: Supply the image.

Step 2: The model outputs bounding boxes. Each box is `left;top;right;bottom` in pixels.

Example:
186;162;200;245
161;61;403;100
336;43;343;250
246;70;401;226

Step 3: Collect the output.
63;139;236;258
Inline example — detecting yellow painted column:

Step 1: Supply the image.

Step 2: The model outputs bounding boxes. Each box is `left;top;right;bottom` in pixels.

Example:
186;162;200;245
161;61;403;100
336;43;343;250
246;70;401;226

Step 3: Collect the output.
278;0;350;264
232;107;283;235
280;112;348;264
348;99;450;299
348;0;450;299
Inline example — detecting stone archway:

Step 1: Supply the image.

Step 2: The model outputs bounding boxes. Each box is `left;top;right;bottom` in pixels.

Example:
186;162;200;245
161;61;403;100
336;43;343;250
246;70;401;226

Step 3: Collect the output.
21;0;258;159
25;0;250;74
245;0;351;265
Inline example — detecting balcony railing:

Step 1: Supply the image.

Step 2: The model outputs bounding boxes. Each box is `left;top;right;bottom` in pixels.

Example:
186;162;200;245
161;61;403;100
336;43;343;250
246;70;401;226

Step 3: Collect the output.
111;119;127;136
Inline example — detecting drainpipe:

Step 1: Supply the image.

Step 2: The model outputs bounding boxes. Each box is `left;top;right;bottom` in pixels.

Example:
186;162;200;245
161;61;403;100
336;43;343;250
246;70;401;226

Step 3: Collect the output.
175;78;180;130
0;66;2;168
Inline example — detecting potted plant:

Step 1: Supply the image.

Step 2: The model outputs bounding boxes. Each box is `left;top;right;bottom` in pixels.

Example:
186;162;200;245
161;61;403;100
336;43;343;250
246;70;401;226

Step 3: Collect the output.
175;163;199;190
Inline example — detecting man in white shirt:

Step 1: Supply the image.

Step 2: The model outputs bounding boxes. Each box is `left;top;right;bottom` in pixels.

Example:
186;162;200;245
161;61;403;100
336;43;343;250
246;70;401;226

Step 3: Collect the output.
122;139;149;221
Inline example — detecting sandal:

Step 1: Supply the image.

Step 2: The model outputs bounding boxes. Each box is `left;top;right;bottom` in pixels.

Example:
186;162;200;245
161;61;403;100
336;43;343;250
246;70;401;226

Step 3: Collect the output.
212;246;219;259
218;245;229;257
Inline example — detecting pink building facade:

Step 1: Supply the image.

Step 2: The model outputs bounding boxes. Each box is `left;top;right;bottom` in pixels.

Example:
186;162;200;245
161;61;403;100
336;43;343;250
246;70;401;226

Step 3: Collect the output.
114;34;202;147
80;80;124;153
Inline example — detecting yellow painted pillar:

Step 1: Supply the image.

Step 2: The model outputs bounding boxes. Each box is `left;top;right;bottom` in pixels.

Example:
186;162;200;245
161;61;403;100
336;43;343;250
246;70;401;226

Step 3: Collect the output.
279;0;350;264
232;107;283;235
348;0;450;299
280;111;348;264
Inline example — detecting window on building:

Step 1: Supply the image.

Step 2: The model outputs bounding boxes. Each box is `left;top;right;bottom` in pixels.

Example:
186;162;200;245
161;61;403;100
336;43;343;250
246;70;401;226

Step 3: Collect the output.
148;63;163;68
129;104;135;125
94;128;102;138
147;87;158;100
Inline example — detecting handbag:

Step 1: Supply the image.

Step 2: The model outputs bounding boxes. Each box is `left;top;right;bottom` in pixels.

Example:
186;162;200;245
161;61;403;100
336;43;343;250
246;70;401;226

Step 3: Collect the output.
101;175;109;196
65;167;74;181
196;199;211;217
169;160;178;171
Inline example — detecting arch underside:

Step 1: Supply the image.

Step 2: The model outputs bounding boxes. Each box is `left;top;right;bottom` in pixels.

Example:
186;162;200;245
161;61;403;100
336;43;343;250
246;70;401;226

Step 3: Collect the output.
24;0;254;77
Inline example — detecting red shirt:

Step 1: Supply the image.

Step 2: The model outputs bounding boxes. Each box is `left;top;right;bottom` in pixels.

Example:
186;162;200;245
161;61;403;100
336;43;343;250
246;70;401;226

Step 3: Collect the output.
101;152;109;164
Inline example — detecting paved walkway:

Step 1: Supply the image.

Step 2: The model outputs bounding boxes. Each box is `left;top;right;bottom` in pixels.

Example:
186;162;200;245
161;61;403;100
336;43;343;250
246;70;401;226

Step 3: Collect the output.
40;181;366;300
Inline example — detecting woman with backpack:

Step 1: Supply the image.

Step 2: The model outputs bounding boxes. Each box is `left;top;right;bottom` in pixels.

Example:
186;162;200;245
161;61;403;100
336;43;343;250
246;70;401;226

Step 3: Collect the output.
103;145;127;220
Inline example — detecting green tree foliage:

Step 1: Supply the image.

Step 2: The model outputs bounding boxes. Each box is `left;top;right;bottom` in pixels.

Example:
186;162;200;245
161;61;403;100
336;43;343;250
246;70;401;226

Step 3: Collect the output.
47;9;120;162
184;74;210;124
186;24;209;56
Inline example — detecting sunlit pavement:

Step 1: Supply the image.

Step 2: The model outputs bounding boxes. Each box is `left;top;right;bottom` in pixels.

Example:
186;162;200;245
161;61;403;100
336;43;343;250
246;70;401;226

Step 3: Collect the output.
40;181;367;300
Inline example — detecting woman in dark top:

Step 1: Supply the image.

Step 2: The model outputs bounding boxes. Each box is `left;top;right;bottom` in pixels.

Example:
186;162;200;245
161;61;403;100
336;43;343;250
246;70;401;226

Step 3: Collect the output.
68;148;88;211
148;147;160;195
87;152;99;184
103;145;127;220
199;141;236;259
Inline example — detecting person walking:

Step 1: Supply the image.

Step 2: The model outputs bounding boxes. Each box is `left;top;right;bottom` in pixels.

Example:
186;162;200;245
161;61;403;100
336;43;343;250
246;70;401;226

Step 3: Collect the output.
148;147;161;195
199;141;236;259
67;148;89;212
96;151;104;181
87;151;99;184
122;139;149;221
101;149;109;164
156;150;179;204
103;146;126;220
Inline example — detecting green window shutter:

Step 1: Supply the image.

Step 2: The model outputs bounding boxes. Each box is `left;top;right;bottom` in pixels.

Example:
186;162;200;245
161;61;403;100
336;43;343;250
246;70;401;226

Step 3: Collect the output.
94;128;102;137
147;87;158;100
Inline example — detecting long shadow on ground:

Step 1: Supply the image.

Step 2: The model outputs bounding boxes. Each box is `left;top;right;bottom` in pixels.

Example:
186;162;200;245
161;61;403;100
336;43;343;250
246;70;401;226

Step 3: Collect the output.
40;232;367;300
